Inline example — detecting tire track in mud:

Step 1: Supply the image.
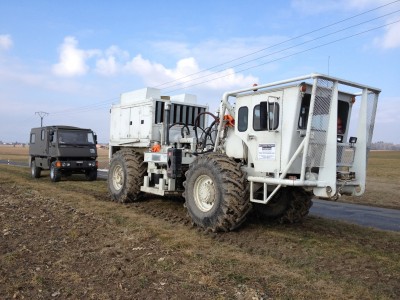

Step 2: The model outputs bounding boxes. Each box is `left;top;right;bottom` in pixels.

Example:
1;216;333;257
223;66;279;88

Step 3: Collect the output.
120;196;278;257
128;197;191;226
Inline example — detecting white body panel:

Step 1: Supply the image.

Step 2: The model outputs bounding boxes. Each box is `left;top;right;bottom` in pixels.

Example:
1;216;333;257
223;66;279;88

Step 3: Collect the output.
110;88;208;149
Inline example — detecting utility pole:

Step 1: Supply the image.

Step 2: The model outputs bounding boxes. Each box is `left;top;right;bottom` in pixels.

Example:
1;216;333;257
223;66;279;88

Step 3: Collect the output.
35;111;49;127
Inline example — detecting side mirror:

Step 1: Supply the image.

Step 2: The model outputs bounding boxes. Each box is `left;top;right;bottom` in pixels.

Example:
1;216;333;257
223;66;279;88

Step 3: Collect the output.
93;134;98;145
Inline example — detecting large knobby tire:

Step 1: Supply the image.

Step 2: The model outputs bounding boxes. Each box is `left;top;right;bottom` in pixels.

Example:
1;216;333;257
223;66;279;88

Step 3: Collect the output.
31;160;41;179
183;153;251;232
108;149;146;203
50;162;61;182
253;187;313;223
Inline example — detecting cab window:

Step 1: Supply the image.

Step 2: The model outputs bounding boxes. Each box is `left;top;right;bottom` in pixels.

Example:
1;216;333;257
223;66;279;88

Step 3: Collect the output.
254;102;279;131
298;94;311;129
338;101;350;134
298;93;350;133
238;106;248;132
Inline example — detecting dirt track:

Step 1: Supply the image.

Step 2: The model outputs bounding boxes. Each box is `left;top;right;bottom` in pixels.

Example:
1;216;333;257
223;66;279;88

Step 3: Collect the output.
0;184;218;299
1;167;400;299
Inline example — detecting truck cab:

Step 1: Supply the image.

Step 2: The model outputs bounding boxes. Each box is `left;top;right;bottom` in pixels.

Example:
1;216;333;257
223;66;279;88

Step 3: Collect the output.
29;125;98;182
218;74;380;202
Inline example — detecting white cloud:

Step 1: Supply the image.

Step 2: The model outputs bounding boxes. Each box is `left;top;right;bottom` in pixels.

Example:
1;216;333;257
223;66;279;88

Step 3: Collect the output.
124;54;258;91
291;0;400;50
124;54;178;85
0;34;13;50
96;56;117;76
52;36;99;77
150;36;286;68
95;45;129;76
375;21;400;49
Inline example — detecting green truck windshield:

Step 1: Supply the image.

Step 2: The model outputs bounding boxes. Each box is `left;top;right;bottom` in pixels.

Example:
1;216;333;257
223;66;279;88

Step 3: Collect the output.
58;130;95;145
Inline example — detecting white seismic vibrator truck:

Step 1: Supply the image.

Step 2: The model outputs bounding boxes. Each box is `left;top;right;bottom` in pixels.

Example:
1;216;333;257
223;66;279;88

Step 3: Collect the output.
107;73;379;232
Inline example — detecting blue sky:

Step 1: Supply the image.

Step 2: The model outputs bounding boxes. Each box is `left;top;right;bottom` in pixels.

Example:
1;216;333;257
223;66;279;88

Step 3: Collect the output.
1;0;399;143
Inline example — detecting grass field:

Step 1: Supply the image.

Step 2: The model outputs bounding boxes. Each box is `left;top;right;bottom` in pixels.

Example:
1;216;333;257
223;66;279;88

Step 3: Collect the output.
338;150;400;209
2;145;399;210
0;145;109;169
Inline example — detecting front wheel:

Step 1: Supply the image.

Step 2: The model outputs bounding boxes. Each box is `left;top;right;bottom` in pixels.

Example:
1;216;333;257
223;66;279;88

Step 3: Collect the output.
31;160;41;178
108;149;146;203
183;153;251;232
50;162;61;182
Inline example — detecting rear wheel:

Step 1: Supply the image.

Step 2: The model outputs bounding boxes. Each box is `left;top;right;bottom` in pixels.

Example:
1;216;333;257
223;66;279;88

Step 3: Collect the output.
253;187;313;223
31;160;41;178
108;149;146;203
183;153;251;232
50;162;61;182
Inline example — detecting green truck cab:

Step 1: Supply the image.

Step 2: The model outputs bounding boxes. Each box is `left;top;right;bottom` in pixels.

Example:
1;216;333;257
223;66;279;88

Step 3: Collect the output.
29;126;98;182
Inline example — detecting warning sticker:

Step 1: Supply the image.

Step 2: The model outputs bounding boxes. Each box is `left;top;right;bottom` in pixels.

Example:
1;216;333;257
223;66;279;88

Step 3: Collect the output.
258;143;276;160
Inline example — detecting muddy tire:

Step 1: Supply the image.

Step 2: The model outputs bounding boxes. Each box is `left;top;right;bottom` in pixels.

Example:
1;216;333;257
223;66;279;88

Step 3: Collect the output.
254;187;313;223
108;149;146;203
85;169;97;181
31;160;41;179
50;162;61;182
183;153;251;232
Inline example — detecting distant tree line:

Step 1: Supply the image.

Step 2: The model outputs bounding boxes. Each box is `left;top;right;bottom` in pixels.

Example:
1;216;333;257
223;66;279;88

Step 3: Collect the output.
371;142;400;150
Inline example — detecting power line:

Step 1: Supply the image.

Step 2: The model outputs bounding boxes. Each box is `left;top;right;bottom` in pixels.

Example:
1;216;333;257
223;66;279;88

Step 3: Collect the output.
47;2;400;117
51;96;119;115
49;103;112;117
165;19;400;93
155;0;400;89
161;8;400;92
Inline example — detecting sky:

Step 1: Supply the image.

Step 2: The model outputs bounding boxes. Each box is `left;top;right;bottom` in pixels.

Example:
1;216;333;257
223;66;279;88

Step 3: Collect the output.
1;0;400;143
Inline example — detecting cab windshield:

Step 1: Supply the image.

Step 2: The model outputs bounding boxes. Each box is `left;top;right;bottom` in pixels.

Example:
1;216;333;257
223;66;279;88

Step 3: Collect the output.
58;130;95;145
298;93;350;133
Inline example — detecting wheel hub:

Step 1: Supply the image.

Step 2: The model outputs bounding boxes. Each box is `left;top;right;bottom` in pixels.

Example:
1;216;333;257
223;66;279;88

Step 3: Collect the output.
112;165;124;190
194;175;216;212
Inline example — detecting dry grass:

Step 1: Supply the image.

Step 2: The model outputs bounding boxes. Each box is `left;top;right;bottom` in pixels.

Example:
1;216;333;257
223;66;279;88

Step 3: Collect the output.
339;151;400;209
0;145;109;168
0;145;30;163
0;165;399;299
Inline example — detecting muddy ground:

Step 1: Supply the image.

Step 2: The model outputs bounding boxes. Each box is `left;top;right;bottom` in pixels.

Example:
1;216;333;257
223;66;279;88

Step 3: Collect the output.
1;166;400;299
